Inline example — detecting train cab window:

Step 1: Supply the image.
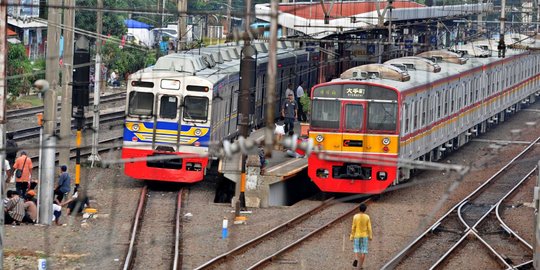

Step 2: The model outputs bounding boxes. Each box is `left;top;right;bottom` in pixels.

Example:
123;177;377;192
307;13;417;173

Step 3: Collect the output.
344;104;364;131
367;102;397;131
183;96;209;121
128;91;154;116
311;99;340;130
159;95;178;119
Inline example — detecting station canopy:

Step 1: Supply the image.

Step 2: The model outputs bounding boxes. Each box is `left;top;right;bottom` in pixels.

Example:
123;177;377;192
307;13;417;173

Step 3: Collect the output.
255;0;492;39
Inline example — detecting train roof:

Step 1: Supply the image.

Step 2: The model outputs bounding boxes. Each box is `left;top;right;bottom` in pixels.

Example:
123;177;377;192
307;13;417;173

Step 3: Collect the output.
333;39;540;94
131;41;315;86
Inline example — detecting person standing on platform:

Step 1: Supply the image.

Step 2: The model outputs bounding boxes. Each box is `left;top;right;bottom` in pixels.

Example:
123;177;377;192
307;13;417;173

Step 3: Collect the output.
281;93;297;134
350;203;373;269
6;133;18;182
55;165;71;202
285;83;294;100
13;151;32;197
296;81;306;122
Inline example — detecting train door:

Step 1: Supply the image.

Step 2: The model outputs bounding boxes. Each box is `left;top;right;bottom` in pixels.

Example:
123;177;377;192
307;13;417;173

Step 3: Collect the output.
157;94;180;151
341;101;366;153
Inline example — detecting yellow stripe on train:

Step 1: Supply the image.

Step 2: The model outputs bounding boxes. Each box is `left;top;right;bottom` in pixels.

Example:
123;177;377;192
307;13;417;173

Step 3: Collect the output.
309;132;399;154
126;122;209;137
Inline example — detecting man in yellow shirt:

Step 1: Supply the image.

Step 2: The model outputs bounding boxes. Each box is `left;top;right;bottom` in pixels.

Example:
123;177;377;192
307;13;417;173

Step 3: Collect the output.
350;203;372;269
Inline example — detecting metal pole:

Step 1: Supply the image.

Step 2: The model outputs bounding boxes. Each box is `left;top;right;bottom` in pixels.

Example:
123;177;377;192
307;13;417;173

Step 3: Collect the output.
0;0;8;263
227;0;232;36
59;0;75;166
75;107;84;190
36;80;57;225
37;114;43;223
88;0;103;166
535;160;540;269
235;0;254;218
265;0;278;158
498;0;507;58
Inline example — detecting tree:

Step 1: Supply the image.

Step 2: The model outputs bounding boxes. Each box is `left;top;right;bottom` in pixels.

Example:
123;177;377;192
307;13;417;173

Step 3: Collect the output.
7;44;33;96
101;38;156;80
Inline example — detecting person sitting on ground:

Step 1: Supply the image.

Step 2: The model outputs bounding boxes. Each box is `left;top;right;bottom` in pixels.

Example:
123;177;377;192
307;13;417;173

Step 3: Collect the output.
23;195;37;224
25;189;37;205
64;191;91;216
5;190;25;225
52;199;63;226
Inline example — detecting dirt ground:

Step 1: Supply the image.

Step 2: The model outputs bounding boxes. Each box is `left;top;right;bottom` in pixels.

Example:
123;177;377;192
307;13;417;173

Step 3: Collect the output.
3;101;539;269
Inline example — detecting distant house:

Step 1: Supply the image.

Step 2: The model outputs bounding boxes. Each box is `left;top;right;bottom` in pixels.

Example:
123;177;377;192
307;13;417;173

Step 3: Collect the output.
124;19;153;47
7;17;47;60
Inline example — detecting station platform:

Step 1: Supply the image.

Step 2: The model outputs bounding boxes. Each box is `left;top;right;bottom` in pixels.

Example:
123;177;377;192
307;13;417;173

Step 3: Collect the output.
218;123;311;207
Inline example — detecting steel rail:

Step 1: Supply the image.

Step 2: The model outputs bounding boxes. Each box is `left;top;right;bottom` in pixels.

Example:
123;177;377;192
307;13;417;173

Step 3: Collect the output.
6;92;125;119
173;189;184;270
382;136;540;269
10;110;125;142
123;185;148;270
430;167;538;269
495;167;536;250
246;201;368;269
194;197;337;269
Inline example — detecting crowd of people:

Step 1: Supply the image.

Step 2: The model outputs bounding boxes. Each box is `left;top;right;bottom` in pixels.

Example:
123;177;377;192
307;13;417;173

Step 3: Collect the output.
3;136;91;226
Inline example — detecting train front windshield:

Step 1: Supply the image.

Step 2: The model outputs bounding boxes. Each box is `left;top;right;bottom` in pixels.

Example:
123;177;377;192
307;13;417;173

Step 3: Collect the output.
310;84;398;133
128;91;154;116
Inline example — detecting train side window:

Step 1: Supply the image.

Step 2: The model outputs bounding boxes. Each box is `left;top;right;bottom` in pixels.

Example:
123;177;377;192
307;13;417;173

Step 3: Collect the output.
128;91;154;116
159;95;178;119
183;96;209;121
421;97;426;126
444;91;449;115
437;92;441;119
403;103;409;134
412;100;418;130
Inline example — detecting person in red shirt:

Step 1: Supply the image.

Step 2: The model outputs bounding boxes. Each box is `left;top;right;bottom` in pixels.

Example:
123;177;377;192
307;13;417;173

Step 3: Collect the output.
13;151;33;197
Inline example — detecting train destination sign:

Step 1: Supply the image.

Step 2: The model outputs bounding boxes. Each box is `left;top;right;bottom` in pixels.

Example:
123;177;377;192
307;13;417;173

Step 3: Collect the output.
313;84;397;101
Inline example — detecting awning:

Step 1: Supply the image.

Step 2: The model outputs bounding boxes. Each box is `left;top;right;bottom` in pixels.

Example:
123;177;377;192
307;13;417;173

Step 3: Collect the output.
8;38;21;44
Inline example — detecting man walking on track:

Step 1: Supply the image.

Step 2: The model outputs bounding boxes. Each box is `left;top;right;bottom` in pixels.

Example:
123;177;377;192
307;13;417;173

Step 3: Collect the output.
350;203;372;269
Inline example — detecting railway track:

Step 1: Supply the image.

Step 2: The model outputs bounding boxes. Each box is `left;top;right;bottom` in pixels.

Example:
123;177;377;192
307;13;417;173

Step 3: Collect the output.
195;198;365;270
123;186;185;270
383;136;540;269
6;92;125;119
9;110;125;142
28;136;123;168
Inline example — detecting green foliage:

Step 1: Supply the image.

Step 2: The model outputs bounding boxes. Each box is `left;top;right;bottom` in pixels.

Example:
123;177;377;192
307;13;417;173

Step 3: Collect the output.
300;95;311;115
101;39;157;78
75;0;127;37
7;44;33;96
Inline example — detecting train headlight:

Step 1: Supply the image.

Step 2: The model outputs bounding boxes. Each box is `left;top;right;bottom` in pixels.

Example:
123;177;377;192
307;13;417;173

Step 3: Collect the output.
132;124;140;132
315;134;324;143
382;137;390;145
194;129;202;136
377;171;387;180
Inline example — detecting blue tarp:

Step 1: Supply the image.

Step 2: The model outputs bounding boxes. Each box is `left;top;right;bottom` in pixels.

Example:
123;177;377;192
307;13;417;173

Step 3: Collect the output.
124;19;152;29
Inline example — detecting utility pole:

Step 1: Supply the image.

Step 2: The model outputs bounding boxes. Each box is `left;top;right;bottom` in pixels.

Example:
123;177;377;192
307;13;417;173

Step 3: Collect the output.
176;0;187;52
498;0;507;58
59;0;75;167
88;0;103;166
0;0;8;264
235;0;254;222
535;160;540;269
45;0;61;91
36;79;57;226
227;0;232;36
265;0;278;158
